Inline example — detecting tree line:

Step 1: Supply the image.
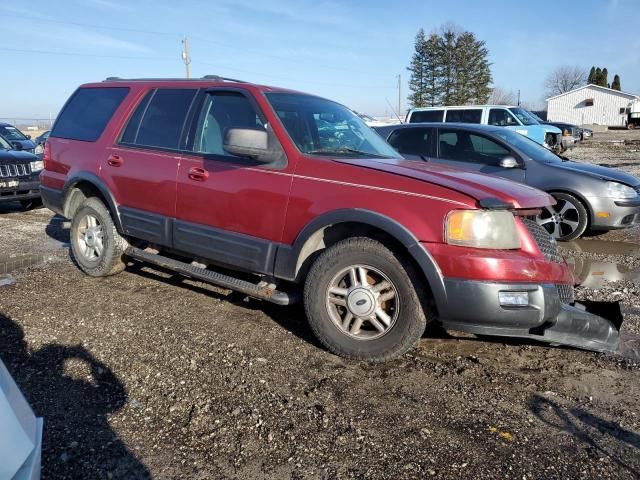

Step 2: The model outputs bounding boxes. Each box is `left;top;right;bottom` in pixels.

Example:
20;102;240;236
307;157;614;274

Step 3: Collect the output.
407;25;492;108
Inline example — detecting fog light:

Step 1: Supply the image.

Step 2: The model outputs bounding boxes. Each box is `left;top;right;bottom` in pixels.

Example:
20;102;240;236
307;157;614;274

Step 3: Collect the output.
596;212;610;218
499;291;529;307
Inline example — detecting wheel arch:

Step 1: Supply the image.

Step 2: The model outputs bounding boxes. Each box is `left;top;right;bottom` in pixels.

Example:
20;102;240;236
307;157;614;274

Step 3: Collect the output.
273;209;448;315
63;172;123;232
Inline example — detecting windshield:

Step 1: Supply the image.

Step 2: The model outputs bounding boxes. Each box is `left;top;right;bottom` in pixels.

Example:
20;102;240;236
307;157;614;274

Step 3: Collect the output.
0;125;28;141
265;93;401;159
492;128;562;163
529;112;545;123
508;108;538;126
0;135;11;150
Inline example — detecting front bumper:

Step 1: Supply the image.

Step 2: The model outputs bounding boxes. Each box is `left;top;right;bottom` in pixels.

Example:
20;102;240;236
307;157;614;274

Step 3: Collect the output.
0;177;41;203
587;195;640;230
438;278;621;353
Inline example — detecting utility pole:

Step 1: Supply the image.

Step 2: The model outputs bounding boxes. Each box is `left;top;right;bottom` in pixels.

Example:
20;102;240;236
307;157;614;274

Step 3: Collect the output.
397;74;401;119
517;89;521;106
181;36;191;79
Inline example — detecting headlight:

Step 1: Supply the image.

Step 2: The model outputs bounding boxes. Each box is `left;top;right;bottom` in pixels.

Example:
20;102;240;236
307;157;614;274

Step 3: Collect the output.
29;160;44;172
446;210;521;249
606;181;637;199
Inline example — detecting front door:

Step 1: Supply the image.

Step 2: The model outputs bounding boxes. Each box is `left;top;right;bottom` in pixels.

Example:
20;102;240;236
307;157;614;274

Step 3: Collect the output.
174;89;293;273
430;128;526;183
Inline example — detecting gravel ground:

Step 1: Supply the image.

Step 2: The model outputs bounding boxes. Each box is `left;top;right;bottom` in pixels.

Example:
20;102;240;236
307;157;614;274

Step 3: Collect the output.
0;131;639;479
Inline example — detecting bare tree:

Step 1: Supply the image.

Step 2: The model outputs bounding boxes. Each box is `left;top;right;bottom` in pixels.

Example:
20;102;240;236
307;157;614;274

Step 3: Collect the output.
489;86;517;105
545;65;587;97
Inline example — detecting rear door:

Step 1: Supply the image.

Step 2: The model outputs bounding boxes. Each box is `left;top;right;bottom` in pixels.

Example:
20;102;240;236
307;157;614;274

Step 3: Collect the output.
385;127;435;161
174;88;292;273
105;87;198;245
431;128;526;183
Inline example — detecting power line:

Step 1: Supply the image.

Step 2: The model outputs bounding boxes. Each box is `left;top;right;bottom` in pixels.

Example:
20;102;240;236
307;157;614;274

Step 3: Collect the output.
2;12;385;77
0;46;395;90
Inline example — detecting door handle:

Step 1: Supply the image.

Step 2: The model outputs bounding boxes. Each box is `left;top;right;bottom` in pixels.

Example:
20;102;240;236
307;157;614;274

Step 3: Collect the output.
188;167;209;182
107;154;124;167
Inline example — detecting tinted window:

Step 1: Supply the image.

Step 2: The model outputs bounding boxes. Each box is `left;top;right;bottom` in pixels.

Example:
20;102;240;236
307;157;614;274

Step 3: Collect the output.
120;90;154;144
131;88;197;149
438;129;510;164
409;110;444;123
387;128;432;157
51;87;129;141
193;92;266;156
488;108;518;127
445;109;482;124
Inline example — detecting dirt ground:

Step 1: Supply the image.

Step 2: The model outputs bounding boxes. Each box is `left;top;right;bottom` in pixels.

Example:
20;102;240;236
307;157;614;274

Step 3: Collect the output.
0;130;639;479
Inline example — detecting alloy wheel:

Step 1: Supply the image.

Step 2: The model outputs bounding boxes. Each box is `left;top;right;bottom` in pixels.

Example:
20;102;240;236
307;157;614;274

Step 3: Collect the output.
76;213;104;261
536;198;581;240
325;264;399;340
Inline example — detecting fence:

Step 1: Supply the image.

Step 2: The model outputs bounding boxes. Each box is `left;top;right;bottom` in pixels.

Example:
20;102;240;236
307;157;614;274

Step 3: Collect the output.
0;117;54;132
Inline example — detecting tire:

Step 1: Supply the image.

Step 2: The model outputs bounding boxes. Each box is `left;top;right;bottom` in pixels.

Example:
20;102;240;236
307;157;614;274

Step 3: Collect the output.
536;192;589;241
70;197;128;277
628;123;635;130
303;237;428;362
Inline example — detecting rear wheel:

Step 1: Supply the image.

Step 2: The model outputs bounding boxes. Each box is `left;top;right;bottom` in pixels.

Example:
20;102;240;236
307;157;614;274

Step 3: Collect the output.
70;197;128;277
303;237;428;361
536;192;588;241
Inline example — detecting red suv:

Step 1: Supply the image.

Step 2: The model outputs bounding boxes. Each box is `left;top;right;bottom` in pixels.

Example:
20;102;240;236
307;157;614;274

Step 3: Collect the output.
40;77;620;361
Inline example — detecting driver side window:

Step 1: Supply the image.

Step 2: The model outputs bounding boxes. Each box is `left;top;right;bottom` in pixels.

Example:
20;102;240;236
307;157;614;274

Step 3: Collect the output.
488;108;517;127
194;92;266;157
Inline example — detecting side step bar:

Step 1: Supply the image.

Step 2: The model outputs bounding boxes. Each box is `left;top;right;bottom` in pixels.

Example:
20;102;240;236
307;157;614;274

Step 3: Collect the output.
125;247;295;305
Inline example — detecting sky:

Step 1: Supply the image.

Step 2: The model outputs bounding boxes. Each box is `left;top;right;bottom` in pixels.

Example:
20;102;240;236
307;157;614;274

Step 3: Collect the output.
1;0;639;120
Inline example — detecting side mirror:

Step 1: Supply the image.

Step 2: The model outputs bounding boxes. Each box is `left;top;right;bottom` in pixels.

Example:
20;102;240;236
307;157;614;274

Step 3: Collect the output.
499;156;519;168
25;134;31;140
224;128;269;162
11;141;23;151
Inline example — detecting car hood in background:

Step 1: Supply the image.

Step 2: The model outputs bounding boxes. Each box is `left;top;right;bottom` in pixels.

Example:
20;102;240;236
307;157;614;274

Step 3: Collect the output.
0;150;37;162
553;160;640;186
336;157;554;209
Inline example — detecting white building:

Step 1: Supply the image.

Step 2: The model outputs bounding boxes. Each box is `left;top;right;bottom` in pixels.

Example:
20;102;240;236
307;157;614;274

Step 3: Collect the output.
546;84;639;126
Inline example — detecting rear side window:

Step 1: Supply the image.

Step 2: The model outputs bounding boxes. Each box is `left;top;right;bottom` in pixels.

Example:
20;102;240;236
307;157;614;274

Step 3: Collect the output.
121;88;197;149
445;109;482;124
387;128;433;157
409;110;444;123
51;87;129;141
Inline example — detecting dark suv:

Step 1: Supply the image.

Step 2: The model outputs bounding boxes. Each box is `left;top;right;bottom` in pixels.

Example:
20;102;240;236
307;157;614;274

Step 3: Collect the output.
40;77;621;361
0;134;43;208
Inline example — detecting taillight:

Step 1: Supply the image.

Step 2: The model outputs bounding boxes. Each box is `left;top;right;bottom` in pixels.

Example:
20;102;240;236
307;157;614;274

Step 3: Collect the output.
43;142;51;169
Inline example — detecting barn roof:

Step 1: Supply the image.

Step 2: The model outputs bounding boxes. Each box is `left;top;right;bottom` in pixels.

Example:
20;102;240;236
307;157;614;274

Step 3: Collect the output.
546;83;639;101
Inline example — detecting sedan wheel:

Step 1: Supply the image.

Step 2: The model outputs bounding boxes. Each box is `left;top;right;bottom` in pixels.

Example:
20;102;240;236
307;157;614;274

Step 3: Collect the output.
536;192;588;241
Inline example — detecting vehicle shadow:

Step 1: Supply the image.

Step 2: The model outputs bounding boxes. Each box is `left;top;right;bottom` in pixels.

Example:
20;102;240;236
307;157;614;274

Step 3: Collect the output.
0;313;150;479
529;393;640;476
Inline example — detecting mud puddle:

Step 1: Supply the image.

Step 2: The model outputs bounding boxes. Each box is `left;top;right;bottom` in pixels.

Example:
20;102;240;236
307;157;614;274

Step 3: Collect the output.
561;239;640;289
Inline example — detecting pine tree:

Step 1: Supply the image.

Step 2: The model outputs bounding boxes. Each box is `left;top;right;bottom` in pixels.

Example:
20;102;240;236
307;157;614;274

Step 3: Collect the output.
423;33;443;106
595;67;602;86
407;29;429;107
588;66;596;84
612;74;622;91
600;68;609;87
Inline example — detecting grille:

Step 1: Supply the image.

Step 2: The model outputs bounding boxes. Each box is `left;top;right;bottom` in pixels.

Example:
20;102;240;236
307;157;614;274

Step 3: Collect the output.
556;283;575;305
0;163;31;178
522;218;564;263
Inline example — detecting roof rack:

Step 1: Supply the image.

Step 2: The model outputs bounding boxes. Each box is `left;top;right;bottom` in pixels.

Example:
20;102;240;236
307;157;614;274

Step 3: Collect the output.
103;75;247;83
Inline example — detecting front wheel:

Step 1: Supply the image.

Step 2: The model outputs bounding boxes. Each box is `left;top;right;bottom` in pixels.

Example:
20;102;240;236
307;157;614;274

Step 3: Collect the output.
70;197;128;277
303;237;428;362
536;192;588;241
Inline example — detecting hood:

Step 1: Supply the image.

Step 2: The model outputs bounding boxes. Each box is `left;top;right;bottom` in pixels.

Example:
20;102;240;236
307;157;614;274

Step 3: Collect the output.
541;125;562;134
554;160;640;186
0;149;37;162
336;158;554;209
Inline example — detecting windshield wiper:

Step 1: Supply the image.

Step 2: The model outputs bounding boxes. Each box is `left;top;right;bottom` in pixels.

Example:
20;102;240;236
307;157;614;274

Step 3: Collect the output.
307;147;392;158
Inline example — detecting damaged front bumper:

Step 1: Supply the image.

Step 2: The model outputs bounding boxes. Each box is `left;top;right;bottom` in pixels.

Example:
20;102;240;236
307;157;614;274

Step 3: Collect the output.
438;279;622;353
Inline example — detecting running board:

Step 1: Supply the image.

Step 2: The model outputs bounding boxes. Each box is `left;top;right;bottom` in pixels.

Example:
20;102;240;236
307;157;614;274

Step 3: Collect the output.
125;247;295;305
